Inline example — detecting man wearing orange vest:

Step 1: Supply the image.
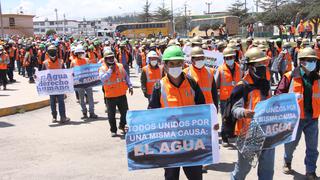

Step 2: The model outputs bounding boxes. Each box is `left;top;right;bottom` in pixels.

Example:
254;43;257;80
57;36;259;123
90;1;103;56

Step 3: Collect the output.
216;47;242;146
230;48;274;180
99;50;133;137
7;40;17;83
148;45;206;180
138;45;147;69
276;47;319;180
41;45;70;124
184;46;218;108
289;22;296;42
37;44;46;71
305;20;313;42
0;45;9;90
141;51;162;101
297;20;305;38
278;42;293;76
71;45;98;120
314;36;320;59
87;45;98;64
116;41;132;75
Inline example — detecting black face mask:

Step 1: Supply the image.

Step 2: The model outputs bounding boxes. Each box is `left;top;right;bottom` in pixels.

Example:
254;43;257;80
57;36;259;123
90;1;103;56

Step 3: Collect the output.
276;43;282;48
251;66;267;79
48;50;57;58
106;61;115;66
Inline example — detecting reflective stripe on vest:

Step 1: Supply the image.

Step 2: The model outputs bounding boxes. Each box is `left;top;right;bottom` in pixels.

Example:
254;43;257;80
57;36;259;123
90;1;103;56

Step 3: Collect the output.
146;65;162;83
188;67;212;92
220;70;236;86
160;79;195;108
106;66;126;86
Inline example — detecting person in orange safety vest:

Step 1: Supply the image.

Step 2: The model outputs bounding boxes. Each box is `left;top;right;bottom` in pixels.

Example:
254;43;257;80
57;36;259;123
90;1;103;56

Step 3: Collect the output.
275;47;320;180
99;50;133;137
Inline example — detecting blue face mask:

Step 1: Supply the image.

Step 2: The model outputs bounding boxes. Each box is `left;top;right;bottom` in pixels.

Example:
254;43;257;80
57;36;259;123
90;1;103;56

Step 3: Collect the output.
303;61;317;72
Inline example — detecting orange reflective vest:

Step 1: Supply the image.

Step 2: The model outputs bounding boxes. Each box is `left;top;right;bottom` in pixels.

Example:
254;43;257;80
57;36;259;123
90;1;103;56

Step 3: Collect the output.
298;23;305;33
100;63;128;98
88;51;97;64
234;74;272;135
218;63;242;101
284;71;320;119
160;74;195;108
184;66;214;104
290;25;296;34
0;53;9;70
43;58;63;69
118;49;130;64
283;52;293;72
72;57;89;67
315;45;320;59
142;65;162;95
140;52;147;67
94;48;102;60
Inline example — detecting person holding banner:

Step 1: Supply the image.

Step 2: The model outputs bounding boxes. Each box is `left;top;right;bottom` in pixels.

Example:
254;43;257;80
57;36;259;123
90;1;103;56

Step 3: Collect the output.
41;45;70;123
148;45;206;180
275;47;319;180
140;51;163;102
71;45;98;120
216;47;242;147
230;47;274;180
99;50;133;137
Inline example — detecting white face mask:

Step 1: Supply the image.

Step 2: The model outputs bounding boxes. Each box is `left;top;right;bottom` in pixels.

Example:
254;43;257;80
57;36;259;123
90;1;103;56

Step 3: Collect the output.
226;59;235;67
150;60;158;67
302;61;317;72
195;60;205;69
80;54;86;59
168;66;182;78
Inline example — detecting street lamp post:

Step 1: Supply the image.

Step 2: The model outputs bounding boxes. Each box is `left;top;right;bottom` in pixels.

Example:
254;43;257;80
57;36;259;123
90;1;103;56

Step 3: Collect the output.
54;8;58;34
171;0;175;35
0;0;4;38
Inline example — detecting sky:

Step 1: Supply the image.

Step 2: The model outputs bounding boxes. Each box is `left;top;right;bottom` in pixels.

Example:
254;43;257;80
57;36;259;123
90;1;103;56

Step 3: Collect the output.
1;0;255;21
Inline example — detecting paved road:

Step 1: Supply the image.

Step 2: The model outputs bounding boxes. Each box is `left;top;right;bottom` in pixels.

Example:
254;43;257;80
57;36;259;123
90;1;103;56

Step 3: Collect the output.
0;70;318;180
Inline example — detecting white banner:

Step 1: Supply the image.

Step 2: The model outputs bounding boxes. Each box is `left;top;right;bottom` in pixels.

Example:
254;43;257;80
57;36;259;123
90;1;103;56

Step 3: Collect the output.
35;69;74;96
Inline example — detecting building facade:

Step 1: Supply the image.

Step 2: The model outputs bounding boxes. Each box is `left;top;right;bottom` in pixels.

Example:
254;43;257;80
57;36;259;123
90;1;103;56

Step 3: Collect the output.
33;19;79;35
1;14;34;37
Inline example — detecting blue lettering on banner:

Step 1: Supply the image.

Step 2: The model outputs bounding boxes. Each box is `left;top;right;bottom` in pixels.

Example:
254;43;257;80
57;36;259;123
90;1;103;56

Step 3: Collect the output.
73;63;102;88
126;104;219;171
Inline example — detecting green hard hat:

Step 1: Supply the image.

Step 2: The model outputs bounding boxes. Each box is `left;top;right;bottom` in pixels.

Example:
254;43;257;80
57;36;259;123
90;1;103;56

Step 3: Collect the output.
94;41;99;46
39;44;45;49
275;38;282;43
88;45;94;50
162;45;185;61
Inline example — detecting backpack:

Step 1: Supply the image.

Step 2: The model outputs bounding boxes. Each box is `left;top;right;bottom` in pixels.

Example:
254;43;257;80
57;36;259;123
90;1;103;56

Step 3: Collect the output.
221;80;250;139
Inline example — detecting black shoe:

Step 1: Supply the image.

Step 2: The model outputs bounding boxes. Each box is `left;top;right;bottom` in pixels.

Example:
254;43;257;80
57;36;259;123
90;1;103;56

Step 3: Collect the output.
10;79;16;83
119;126;126;134
283;162;293;174
306;172;318;180
111;132;117;137
60;117;70;123
52;118;58;123
81;113;88;119
89;113;98;119
3;86;6;90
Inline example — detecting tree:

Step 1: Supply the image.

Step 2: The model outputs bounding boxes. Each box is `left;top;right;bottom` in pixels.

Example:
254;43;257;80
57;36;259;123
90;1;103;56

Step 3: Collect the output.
154;1;171;21
259;0;289;11
140;0;152;22
305;1;320;34
46;29;56;36
228;0;249;24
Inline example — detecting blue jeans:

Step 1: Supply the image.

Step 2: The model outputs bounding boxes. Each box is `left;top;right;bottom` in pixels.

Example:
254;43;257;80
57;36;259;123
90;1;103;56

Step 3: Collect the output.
231;148;275;180
284;118;318;173
76;87;94;114
50;95;66;118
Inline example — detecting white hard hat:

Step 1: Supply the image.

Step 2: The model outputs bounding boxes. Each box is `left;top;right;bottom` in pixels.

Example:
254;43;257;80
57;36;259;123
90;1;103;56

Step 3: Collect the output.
71;46;76;52
0;45;3;50
74;45;85;54
104;40;110;45
147;51;159;58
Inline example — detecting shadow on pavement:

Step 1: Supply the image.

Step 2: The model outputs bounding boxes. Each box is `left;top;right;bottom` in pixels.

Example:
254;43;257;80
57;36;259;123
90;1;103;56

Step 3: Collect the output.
48;117;108;127
0;121;15;128
0;94;10;96
292;170;307;180
205;162;236;173
2;88;19;91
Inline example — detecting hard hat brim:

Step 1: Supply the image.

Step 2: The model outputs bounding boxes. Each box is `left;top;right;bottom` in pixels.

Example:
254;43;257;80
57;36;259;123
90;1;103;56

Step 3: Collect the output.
191;54;204;58
162;57;185;61
248;56;269;63
224;53;236;57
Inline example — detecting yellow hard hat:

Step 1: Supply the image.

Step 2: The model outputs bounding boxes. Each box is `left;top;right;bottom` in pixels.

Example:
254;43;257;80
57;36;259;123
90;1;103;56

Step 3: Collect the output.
223;47;236;57
191;46;204;58
245;47;269;63
298;47;319;60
